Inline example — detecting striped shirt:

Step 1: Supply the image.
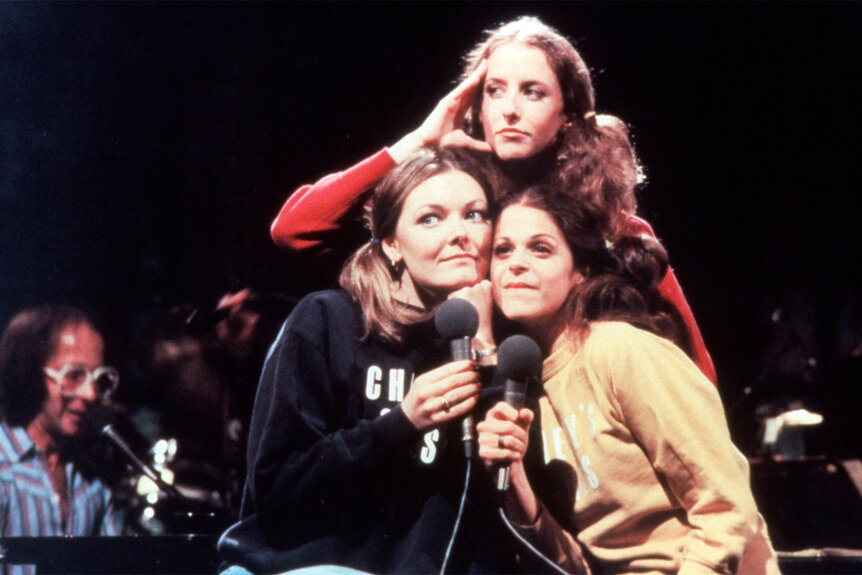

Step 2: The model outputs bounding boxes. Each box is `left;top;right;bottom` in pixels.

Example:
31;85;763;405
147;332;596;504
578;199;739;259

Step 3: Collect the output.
0;422;118;574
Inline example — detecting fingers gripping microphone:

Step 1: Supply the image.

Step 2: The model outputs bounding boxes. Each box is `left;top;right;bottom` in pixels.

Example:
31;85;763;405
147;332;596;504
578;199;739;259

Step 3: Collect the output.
435;298;479;458
496;334;542;491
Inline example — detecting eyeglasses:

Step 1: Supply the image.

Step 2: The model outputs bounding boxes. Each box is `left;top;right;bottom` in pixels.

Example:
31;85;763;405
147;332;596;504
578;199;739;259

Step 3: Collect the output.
43;363;119;400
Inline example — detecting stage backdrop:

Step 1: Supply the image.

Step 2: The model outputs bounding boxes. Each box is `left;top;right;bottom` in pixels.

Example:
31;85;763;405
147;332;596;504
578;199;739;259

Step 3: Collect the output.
1;2;860;455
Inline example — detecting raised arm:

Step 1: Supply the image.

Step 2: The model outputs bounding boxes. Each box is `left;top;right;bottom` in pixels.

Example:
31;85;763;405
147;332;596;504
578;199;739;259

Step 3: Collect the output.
271;61;491;257
270;149;396;255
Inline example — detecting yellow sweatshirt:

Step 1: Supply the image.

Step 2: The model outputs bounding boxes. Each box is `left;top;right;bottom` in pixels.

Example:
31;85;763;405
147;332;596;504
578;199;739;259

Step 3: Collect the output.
523;322;779;575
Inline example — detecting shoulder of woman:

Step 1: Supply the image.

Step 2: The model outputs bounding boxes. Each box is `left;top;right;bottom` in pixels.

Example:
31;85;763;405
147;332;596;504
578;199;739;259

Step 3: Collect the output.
580;321;691;372
583;320;665;350
583;321;717;398
281;290;361;340
292;289;358;315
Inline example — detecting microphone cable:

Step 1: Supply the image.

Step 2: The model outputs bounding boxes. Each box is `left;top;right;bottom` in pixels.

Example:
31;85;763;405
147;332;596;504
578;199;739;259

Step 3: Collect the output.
439;457;472;575
493;332;571;573
497;506;573;575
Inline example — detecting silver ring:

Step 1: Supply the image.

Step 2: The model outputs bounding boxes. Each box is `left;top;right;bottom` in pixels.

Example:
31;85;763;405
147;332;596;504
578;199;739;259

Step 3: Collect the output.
441;395;451;412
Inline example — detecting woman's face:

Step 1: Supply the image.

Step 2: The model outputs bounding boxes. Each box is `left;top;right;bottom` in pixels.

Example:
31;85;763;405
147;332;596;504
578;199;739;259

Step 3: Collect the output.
480;42;568;161
491;203;580;337
383;169;491;306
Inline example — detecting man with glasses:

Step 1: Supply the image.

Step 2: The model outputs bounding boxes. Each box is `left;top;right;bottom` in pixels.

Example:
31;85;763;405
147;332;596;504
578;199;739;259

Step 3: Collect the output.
0;305;119;540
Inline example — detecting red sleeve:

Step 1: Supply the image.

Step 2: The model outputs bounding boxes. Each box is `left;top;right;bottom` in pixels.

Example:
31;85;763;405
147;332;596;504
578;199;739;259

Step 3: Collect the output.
625;215;718;384
270;149;398;255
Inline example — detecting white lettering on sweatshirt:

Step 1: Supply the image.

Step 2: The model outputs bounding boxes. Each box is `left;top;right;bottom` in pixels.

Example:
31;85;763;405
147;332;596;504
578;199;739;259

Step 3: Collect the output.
365;366;406;402
388;369;405;401
368;366;439;465
420;429;440;464
365;366;382;400
541;402;601;501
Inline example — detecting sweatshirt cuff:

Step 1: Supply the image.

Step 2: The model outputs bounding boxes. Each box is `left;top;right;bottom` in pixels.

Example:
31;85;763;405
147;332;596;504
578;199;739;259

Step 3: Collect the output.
372;404;423;451
510;499;546;532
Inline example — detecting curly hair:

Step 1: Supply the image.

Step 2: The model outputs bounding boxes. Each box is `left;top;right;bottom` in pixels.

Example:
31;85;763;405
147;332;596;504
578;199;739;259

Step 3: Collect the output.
462;16;643;240
495;187;690;354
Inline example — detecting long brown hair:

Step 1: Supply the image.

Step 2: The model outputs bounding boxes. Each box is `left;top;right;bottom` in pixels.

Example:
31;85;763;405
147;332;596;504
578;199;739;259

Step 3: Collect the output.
462;16;642;241
339;147;497;347
496;187;691;354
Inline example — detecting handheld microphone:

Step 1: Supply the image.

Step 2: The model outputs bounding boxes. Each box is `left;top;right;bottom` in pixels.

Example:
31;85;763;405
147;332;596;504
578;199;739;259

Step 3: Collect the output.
495;334;542;491
434;298;479;458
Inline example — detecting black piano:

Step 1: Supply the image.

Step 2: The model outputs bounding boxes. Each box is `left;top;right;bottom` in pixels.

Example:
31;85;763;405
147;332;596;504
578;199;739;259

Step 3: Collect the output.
0;535;221;574
4;536;862;574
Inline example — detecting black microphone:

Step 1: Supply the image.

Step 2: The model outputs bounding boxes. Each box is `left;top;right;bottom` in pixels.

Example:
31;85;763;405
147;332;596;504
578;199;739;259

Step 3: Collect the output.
434;298;479;458
495;334;542;491
87;408;183;499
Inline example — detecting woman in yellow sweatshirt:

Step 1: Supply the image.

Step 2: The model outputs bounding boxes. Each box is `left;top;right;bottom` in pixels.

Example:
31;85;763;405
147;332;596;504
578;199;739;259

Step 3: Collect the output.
476;186;779;575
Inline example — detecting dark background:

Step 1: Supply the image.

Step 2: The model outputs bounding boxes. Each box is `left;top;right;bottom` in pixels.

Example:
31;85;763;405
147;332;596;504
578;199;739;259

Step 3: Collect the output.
2;2;861;456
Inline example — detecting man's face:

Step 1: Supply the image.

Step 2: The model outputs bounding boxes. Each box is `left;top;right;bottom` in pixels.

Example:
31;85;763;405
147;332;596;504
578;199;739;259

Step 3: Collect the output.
39;322;105;440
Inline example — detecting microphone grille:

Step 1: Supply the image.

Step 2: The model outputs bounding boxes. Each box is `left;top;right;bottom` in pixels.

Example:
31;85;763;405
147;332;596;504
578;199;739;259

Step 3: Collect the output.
434;299;479;339
497;335;542;379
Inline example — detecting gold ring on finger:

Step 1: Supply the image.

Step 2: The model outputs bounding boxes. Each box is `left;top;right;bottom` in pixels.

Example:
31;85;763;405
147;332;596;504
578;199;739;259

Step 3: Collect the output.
497;435;505;449
441;395;451;412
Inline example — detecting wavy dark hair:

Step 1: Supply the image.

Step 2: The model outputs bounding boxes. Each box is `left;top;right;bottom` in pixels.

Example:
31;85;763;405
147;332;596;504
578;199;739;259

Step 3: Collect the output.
496;187;691;354
462;16;643;241
0;306;98;427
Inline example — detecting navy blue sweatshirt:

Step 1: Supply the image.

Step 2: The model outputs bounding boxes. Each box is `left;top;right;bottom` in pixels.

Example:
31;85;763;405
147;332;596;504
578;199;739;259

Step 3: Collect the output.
218;290;531;574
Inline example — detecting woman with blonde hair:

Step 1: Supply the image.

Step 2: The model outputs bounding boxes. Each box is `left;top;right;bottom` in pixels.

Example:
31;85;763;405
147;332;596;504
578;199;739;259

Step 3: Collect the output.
217;147;564;574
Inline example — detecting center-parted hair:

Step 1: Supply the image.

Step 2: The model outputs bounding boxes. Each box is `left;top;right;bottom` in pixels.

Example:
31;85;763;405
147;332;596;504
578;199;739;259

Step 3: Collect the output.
339;146;498;347
495;186;691;353
462;16;642;241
